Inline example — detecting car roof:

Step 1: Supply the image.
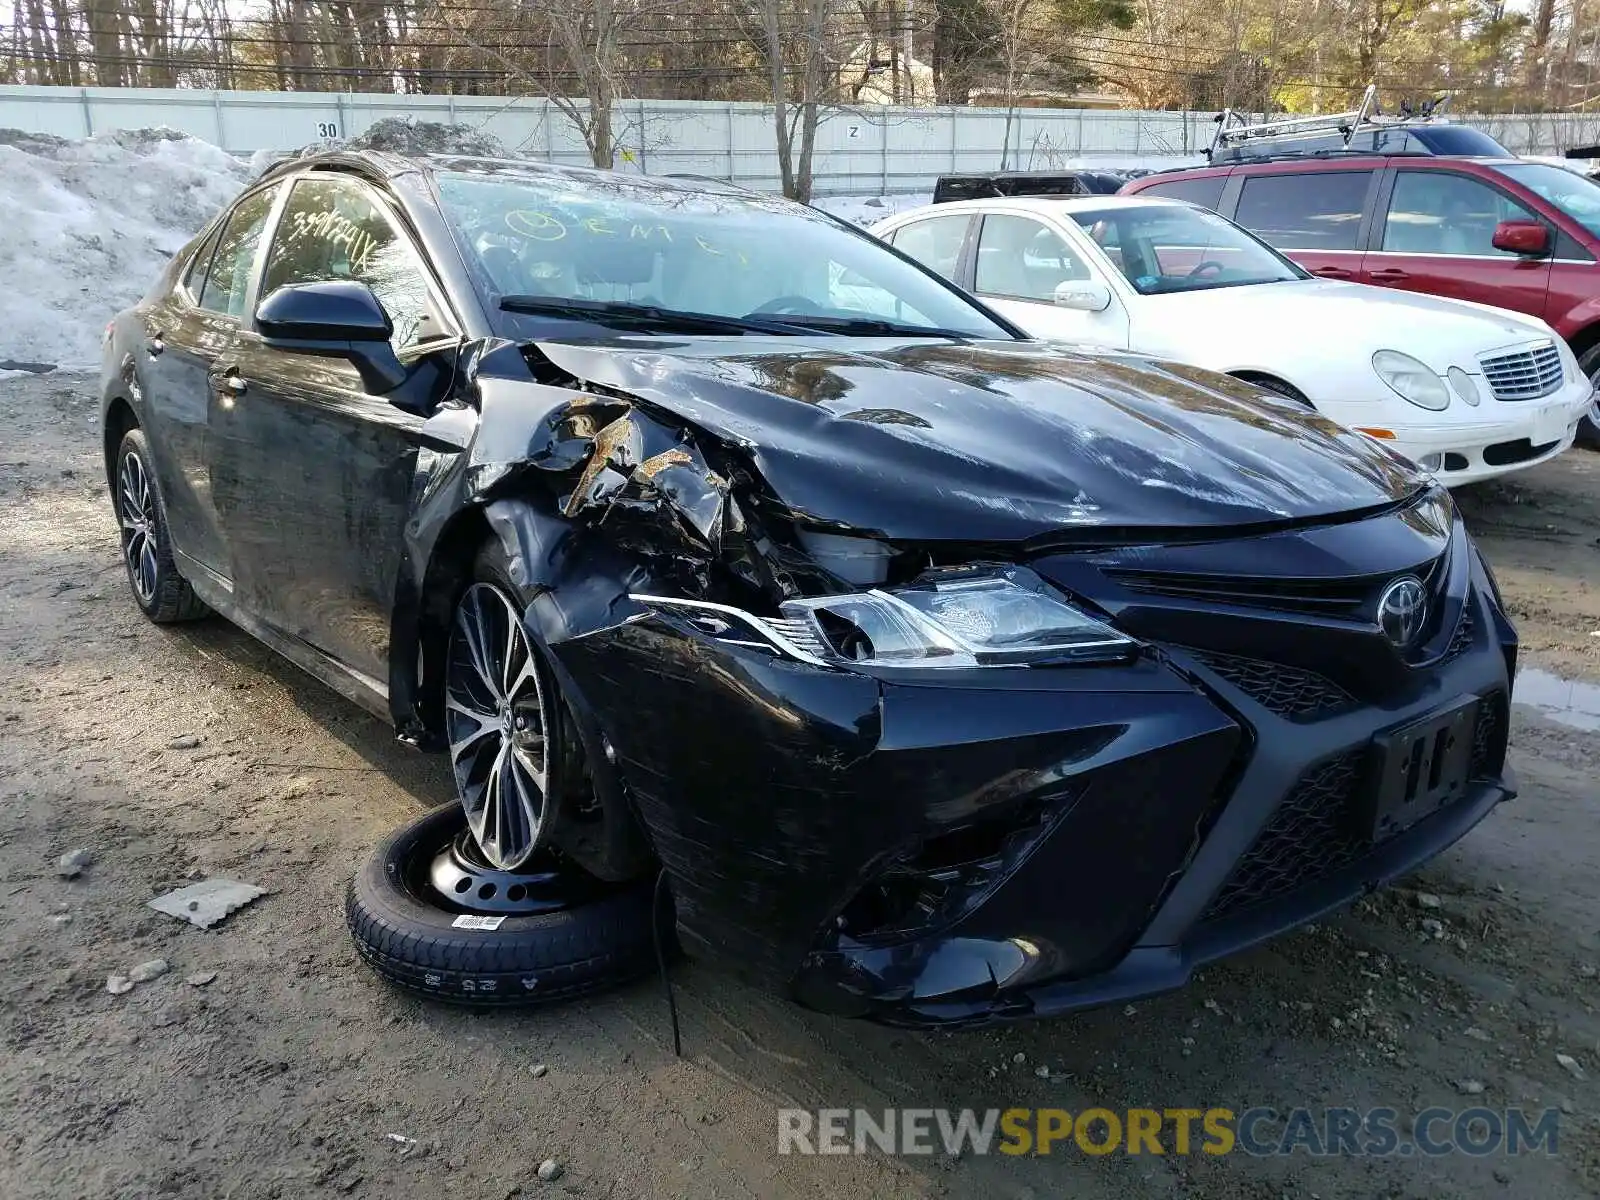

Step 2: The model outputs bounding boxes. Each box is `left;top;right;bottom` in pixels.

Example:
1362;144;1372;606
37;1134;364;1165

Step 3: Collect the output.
258;149;775;202
1135;154;1525;183
903;194;1196;218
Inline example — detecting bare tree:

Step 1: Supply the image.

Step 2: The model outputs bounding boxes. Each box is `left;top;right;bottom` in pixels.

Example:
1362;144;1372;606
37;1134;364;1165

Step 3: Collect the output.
543;0;626;166
737;0;848;203
993;0;1037;167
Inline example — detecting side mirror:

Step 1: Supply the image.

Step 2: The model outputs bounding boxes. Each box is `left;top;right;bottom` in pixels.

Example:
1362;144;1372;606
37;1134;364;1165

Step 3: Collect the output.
1052;280;1112;312
255;280;406;393
1491;219;1551;258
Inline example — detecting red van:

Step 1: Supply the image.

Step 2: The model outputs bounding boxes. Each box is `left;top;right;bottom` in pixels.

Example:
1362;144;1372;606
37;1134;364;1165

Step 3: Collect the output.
1122;154;1600;446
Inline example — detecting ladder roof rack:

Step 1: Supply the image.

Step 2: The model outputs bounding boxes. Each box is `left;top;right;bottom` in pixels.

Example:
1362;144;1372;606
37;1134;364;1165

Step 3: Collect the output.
1207;86;1457;161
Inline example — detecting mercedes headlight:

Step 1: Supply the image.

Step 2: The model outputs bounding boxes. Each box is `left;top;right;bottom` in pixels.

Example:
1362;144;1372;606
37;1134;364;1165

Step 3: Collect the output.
1373;350;1450;411
634;567;1135;669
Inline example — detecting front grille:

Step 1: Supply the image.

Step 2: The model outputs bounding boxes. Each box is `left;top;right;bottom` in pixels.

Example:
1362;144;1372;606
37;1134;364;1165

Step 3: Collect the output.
1479;342;1564;401
1483;437;1561;467
1106;569;1369;615
1203;752;1366;920
1189;649;1355;720
1109;551;1447;623
1204;688;1508;922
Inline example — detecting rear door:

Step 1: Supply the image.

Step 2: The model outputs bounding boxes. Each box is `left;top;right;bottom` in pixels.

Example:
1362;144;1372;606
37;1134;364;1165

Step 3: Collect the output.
1363;165;1552;316
1228;166;1379;281
209;173;459;684
136;183;279;579
967;211;1130;346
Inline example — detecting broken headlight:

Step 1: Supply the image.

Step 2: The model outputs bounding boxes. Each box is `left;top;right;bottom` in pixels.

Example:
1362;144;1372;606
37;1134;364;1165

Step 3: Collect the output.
635;567;1135;669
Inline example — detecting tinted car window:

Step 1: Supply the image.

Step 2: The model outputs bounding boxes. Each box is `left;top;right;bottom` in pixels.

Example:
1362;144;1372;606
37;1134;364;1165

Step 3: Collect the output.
1137;175;1226;211
261;176;436;349
975;214;1089;300
1383;171;1535;255
196;186;277;318
1235;172;1371;250
890;215;971;280
182;227;221;299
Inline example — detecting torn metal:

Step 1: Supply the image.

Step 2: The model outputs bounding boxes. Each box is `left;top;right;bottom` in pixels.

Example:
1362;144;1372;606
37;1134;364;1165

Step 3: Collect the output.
376;327;1478;1025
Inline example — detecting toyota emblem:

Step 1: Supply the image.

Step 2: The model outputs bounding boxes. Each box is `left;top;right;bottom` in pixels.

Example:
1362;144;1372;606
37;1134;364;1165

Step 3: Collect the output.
1377;576;1429;648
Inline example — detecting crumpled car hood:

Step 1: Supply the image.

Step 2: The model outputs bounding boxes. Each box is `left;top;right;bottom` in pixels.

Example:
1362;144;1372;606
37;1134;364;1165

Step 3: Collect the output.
528;336;1423;543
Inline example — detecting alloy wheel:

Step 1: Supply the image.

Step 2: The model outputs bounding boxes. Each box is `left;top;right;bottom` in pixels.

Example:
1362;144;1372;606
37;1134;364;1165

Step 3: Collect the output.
444;582;551;871
117;450;159;605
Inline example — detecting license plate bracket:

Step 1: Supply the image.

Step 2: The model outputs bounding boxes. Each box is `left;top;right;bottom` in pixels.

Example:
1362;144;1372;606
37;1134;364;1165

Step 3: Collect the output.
1360;696;1479;842
1532;403;1566;446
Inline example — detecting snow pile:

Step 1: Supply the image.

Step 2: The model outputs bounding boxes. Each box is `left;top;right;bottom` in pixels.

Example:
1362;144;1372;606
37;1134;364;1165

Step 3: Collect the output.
344;116;510;158
0;127;251;367
252;116;515;177
815;194;933;226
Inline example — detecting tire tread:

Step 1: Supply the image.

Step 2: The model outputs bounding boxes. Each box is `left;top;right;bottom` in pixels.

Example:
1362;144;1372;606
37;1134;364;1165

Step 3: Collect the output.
344;806;664;1007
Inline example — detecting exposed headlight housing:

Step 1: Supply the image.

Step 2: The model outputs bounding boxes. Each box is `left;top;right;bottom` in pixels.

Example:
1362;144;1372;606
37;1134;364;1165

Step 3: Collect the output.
634;567;1135;670
1373;350;1450;411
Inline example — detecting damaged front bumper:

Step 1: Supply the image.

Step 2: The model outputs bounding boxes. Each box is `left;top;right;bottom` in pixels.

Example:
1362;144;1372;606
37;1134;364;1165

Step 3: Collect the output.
399;338;1514;1027
550;548;1516;1029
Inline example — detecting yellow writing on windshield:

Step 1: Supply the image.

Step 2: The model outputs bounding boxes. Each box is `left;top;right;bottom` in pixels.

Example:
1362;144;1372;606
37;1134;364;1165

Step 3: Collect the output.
505;209;567;241
504;210;744;265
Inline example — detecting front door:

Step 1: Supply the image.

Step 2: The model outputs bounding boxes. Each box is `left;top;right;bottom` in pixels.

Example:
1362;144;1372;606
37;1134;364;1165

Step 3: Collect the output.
969;212;1130;347
1363;167;1552;318
208;173;456;685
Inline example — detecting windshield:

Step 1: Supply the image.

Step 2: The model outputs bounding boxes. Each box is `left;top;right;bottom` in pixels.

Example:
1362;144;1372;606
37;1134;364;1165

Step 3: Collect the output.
1069;204;1305;295
1495;162;1600;238
433;168;1012;339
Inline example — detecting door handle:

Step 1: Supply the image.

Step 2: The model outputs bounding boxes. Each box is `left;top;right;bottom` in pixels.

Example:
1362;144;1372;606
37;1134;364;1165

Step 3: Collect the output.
1312;266;1354;279
1369;268;1410;282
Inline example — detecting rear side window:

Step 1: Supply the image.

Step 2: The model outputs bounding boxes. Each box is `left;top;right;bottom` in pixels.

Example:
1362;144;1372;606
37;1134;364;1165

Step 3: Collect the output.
182;228;221;300
1382;171;1536;256
196;186;278;318
890;215;971;281
262;175;438;349
1235;172;1372;250
1137;176;1226;211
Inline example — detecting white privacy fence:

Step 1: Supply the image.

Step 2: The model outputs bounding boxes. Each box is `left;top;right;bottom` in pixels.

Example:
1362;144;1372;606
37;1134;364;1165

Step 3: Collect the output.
4;84;1599;196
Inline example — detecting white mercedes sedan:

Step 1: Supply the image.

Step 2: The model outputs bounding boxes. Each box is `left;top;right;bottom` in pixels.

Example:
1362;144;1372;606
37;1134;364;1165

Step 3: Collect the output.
870;196;1596;485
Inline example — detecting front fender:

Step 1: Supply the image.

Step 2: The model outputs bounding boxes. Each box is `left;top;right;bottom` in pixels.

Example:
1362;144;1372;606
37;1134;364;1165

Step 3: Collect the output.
1546;296;1600;345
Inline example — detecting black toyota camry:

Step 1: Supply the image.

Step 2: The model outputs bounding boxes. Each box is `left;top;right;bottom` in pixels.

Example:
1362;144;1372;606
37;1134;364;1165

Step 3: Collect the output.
100;151;1516;1026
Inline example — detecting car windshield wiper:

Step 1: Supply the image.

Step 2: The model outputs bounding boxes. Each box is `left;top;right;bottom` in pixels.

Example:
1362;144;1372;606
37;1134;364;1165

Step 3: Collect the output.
498;295;797;336
741;313;982;339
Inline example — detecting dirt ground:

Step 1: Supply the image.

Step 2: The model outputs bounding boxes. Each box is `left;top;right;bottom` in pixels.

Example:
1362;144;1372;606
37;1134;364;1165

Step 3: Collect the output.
1;370;1596;1200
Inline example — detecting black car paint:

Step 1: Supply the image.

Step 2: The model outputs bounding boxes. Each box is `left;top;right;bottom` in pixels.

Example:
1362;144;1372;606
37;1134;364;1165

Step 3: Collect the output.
102;152;1517;1025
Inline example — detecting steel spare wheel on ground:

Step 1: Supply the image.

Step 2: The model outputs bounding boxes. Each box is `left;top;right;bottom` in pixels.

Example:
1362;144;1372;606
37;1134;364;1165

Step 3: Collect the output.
345;805;667;1006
